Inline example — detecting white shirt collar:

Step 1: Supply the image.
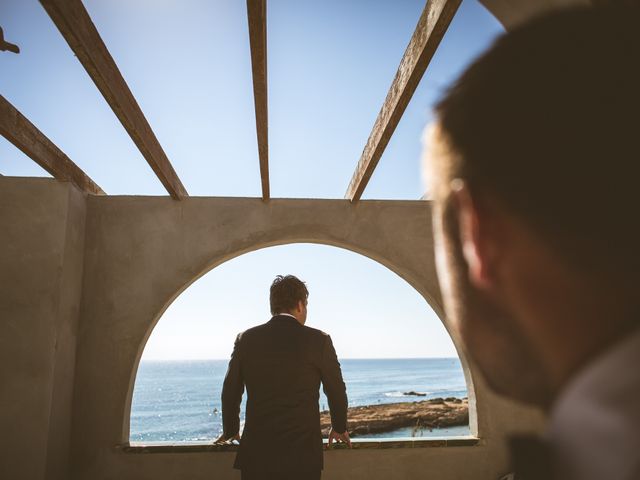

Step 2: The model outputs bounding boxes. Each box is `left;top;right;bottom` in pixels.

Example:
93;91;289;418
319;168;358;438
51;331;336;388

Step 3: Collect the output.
548;327;640;480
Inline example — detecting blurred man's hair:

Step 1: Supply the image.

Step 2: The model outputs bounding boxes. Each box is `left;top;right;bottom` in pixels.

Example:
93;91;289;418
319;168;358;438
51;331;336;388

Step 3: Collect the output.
433;5;640;277
270;275;309;315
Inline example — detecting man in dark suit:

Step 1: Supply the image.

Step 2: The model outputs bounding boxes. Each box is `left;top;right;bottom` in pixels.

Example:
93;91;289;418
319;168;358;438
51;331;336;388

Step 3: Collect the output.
216;275;350;480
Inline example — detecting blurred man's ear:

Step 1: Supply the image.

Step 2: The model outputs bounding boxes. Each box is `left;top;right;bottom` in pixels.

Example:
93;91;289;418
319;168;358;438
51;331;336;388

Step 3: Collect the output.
451;180;499;291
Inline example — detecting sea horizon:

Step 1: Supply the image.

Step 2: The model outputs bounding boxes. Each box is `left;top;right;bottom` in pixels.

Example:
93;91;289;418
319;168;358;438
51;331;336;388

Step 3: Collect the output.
139;356;462;362
130;358;469;443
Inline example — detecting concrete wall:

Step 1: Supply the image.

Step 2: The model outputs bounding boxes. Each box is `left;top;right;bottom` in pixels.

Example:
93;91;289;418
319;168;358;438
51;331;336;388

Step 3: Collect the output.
0;178;544;479
0;178;86;480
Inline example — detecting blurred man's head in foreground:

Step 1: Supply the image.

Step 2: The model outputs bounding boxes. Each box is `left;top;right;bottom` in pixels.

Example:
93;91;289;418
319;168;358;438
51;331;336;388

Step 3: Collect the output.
423;5;640;407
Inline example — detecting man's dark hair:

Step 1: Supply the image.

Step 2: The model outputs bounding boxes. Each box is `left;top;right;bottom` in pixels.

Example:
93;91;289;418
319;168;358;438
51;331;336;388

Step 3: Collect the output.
270;275;309;315
434;5;640;276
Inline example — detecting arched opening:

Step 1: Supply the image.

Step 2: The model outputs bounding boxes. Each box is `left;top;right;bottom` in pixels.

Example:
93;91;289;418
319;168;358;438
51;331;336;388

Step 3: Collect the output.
128;243;474;444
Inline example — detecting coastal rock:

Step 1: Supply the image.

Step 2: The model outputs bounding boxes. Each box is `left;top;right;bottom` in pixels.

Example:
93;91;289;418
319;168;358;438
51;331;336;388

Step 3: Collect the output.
320;397;468;437
403;391;426;397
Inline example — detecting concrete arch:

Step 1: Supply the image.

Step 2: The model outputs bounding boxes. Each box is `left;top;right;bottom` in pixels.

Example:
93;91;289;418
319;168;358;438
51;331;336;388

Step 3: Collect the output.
69;194;520;472
67;195;543;480
127;239;478;442
107;197;477;443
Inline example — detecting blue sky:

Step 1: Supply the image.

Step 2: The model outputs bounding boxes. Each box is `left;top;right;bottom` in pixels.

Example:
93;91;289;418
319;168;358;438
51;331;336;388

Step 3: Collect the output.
145;244;460;360
1;0;503;359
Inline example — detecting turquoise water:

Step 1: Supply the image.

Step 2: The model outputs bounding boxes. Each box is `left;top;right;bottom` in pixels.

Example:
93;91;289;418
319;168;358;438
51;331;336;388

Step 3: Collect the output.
130;358;469;443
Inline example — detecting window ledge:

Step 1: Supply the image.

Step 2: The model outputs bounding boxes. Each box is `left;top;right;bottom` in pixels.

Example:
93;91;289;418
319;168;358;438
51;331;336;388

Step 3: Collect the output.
119;437;479;454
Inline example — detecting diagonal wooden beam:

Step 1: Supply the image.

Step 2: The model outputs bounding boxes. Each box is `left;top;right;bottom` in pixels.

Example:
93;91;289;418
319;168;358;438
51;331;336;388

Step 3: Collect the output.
247;0;270;200
39;0;188;200
345;0;462;201
0;95;105;195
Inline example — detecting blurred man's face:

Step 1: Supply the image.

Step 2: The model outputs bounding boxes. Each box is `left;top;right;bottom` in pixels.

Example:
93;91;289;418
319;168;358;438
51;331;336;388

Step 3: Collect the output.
424;124;552;406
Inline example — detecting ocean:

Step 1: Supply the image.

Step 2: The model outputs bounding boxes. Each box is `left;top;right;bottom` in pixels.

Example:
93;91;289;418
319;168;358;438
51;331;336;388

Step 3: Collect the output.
130;358;469;443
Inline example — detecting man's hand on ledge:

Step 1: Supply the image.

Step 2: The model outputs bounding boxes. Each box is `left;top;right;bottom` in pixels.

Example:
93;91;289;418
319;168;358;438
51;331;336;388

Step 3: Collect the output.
214;433;240;445
327;428;352;449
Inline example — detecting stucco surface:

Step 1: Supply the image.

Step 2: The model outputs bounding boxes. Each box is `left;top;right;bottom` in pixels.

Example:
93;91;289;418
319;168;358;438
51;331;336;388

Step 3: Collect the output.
0;178;86;480
0;178;545;480
69;190;543;479
44;184;86;480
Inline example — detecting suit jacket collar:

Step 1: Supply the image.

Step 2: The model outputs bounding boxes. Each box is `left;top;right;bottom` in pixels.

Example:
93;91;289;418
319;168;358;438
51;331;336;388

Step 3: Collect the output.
269;314;302;325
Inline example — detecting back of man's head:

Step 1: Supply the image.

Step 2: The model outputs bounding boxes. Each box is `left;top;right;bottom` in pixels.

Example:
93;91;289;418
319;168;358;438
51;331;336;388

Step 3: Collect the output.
270;275;308;315
433;4;640;280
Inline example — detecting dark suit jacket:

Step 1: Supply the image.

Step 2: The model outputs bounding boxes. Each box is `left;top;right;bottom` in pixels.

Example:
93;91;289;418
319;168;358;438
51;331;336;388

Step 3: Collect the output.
221;314;348;473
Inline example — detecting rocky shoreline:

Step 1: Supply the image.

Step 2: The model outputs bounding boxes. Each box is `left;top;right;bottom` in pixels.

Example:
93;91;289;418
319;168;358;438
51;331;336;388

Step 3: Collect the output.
320;397;468;437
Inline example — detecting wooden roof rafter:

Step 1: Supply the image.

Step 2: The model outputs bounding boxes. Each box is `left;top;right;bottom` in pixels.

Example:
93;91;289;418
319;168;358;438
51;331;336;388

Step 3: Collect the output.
247;0;270;200
39;0;188;200
0;95;105;195
345;0;462;202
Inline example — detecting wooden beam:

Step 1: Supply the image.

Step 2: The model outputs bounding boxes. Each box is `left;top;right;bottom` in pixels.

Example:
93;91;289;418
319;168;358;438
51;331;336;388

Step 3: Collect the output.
345;0;462;201
39;0;188;200
0;95;105;194
247;0;270;200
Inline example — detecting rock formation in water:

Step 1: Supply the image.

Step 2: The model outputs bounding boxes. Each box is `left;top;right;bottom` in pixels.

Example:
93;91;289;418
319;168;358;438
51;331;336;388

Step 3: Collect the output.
320;397;468;437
